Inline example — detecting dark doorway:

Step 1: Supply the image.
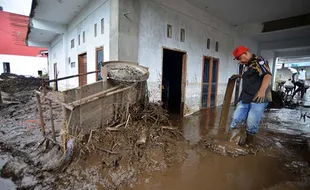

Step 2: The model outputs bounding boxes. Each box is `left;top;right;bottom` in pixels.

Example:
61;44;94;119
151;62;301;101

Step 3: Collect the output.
201;57;219;108
78;53;87;86
162;48;186;116
3;62;10;73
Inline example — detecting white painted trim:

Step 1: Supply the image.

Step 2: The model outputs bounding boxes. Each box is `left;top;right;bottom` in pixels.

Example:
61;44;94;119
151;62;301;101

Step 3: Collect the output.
32;18;67;34
27;40;50;48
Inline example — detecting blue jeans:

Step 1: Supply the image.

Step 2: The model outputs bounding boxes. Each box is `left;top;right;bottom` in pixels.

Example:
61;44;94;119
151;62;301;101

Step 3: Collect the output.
230;101;268;135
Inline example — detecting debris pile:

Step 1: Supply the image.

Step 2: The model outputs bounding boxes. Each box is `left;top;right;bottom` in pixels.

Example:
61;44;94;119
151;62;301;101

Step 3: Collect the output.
0;87;186;189
107;64;149;82
54;102;187;188
0;73;43;93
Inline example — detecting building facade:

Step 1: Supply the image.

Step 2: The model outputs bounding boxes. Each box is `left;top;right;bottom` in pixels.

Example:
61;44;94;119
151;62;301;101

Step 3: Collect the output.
27;0;263;115
0;10;47;77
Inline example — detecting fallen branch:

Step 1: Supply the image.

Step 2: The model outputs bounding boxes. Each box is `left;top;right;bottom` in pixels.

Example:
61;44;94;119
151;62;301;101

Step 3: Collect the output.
106;122;125;131
87;130;94;145
124;114;131;128
161;126;178;130
97;147;119;155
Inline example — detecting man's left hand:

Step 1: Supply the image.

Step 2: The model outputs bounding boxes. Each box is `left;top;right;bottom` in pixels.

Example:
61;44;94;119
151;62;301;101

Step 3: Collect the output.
253;90;265;103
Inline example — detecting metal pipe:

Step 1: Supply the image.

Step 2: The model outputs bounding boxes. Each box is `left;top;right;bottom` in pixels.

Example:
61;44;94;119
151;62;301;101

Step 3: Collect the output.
45;70;99;83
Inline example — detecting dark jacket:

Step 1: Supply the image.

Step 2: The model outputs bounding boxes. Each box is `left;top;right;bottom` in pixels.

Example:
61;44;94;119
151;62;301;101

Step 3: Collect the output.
240;54;272;103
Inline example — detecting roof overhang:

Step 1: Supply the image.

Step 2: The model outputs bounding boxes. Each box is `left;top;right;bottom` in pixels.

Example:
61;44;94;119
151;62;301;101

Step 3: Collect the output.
26;0;90;48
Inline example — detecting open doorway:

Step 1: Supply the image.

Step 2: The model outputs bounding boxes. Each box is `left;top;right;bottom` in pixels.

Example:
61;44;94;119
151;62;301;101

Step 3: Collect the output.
78;53;87;86
161;48;186;116
201;56;219;108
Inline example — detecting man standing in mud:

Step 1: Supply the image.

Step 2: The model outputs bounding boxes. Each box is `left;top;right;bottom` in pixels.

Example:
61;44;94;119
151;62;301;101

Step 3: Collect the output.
230;46;272;147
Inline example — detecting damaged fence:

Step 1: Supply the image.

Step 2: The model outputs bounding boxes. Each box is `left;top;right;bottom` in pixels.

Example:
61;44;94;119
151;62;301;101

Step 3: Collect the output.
35;61;148;155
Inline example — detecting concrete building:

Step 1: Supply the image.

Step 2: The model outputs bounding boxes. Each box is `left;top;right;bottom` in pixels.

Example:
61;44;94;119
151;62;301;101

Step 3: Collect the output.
0;10;47;77
26;0;310;115
276;57;310;83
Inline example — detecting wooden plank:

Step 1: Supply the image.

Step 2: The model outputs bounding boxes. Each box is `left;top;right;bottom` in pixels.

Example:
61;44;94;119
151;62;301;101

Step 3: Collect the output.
105;85;135;96
35;91;74;110
48;100;56;141
69;86;121;107
36;94;46;136
219;75;238;129
47;70;99;83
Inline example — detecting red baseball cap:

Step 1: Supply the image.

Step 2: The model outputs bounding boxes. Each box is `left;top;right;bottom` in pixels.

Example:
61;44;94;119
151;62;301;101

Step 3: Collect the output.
233;46;249;60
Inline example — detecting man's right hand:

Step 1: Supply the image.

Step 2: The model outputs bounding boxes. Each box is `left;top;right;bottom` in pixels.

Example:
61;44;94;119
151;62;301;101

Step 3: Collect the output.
230;74;242;80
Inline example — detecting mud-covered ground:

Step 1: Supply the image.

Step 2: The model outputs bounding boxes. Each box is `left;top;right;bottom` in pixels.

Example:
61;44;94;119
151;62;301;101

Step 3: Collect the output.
1;74;310;190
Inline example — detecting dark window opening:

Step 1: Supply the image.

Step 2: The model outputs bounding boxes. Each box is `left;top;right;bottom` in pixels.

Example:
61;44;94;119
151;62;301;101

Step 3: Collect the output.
215;41;219;52
167;24;172;38
71;39;74;48
101;18;104;34
94;23;97;37
83;31;85;43
207;38;210;49
180;28;185;42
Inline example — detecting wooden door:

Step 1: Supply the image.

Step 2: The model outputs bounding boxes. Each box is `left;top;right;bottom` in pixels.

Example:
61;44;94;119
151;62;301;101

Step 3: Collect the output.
201;58;211;108
201;57;219;108
78;53;87;86
210;59;219;107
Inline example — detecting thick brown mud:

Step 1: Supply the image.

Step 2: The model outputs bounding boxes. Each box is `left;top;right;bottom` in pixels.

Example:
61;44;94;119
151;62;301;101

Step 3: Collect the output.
121;107;310;190
1;75;310;190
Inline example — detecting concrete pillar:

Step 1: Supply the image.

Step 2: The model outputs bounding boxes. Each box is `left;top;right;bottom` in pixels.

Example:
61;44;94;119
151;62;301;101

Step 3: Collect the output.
109;0;140;62
109;0;120;61
271;57;278;90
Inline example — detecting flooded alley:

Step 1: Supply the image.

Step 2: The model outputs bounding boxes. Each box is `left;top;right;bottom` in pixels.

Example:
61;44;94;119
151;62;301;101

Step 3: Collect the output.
125;107;310;190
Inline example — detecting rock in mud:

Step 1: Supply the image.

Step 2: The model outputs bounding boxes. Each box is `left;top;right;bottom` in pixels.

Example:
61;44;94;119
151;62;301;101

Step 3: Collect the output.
0;159;28;180
199;136;257;157
20;175;37;189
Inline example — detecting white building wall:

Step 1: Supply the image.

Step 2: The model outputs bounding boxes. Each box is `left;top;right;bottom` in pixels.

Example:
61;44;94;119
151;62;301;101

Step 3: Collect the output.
138;0;253;114
0;54;48;77
49;35;66;89
48;0;110;90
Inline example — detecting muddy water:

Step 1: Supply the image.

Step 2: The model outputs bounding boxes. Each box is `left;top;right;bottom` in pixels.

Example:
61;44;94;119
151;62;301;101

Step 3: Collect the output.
0;155;16;190
128;150;294;190
125;107;310;190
